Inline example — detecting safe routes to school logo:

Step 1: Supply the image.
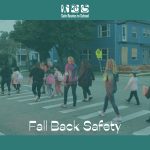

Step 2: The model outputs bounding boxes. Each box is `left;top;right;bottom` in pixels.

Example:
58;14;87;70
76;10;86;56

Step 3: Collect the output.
61;4;89;19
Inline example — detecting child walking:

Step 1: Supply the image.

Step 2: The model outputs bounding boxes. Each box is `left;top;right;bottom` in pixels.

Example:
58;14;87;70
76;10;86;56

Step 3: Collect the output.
125;72;140;105
45;69;55;98
12;66;23;94
54;67;63;97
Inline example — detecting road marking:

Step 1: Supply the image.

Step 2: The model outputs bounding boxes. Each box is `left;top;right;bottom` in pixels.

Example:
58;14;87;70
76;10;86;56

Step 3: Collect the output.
23;85;32;88
0;90;29;97
77;106;128;120
17;96;48;102
60;102;104;114
0;132;5;135
120;110;150;123
43;99;82;109
28;96;72;105
8;94;34;100
133;126;150;135
14;92;33;96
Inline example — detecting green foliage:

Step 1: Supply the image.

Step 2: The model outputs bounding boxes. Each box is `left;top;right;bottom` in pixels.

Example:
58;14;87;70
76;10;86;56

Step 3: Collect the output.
0;31;18;55
10;20;95;61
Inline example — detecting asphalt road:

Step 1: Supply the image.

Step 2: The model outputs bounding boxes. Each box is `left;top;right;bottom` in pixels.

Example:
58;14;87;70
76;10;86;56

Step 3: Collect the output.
0;75;150;135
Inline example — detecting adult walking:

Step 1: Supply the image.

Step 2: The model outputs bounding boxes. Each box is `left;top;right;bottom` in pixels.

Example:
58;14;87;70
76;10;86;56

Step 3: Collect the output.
78;59;95;102
0;64;12;95
99;58;121;122
61;56;78;108
29;63;44;102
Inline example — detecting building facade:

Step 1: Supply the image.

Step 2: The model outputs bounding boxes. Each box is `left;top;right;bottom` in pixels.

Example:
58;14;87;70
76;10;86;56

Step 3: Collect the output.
16;49;40;67
81;20;150;67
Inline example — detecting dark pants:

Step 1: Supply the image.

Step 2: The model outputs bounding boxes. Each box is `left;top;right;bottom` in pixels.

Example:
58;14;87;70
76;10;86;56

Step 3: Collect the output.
64;84;77;106
32;81;43;98
128;91;140;105
1;80;11;93
82;86;91;99
14;84;20;91
103;94;120;115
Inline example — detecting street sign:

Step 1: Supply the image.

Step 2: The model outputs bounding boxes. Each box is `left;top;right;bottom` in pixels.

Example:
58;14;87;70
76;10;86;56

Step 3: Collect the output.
96;48;102;59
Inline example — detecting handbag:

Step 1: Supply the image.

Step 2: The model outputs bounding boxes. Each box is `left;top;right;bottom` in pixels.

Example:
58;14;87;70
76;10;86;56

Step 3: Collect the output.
143;86;150;99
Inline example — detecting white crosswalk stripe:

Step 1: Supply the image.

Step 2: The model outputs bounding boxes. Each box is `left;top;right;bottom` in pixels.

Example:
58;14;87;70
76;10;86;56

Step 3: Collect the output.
0;90;29;98
0;132;5;135
77;106;128;120
43;99;82;109
14;92;33;96
8;93;34;100
120;110;150;123
28;96;72;105
133;126;150;135
60;102;104;114
10;90;28;94
17;96;48;102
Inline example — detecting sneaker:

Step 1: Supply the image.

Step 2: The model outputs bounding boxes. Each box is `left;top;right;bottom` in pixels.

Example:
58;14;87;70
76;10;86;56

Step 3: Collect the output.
8;92;10;95
61;104;67;108
88;96;93;101
1;92;4;96
126;99;130;103
99;111;105;117
112;116;122;123
35;97;40;102
82;99;88;102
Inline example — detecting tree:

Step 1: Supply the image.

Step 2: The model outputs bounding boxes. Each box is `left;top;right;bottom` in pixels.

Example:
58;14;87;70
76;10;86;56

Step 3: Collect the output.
10;20;95;62
0;31;18;66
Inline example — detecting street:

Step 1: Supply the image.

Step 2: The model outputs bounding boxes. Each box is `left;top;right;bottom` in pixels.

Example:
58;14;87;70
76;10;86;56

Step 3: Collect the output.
0;74;150;135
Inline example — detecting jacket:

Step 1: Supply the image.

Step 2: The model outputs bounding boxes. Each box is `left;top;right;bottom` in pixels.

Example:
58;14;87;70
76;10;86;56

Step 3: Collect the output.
78;68;95;87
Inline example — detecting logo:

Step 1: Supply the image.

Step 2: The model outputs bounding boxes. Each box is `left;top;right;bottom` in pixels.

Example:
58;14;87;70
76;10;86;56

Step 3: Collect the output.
61;4;89;19
71;5;79;13
81;4;89;13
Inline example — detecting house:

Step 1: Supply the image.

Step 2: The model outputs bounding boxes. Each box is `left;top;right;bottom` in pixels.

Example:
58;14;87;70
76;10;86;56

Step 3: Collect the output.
80;20;150;68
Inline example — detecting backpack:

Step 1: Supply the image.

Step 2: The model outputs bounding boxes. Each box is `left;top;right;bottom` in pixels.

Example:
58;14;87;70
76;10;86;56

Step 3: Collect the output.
46;75;55;84
56;71;64;82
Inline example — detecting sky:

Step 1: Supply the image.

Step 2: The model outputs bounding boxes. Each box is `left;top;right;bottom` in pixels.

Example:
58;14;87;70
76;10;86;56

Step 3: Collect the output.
0;20;16;32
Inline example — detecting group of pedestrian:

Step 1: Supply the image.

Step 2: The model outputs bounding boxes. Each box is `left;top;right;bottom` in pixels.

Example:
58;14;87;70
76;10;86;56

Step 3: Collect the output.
1;56;150;124
0;64;23;95
61;56;95;108
29;62;64;102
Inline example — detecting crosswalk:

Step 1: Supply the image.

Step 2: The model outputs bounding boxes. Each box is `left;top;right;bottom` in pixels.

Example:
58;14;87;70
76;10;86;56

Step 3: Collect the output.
1;88;150;135
0;132;5;136
133;126;150;135
77;106;128;120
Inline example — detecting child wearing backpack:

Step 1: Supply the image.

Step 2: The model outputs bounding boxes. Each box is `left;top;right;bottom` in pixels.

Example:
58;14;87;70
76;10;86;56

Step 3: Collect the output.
54;67;63;96
45;69;55;98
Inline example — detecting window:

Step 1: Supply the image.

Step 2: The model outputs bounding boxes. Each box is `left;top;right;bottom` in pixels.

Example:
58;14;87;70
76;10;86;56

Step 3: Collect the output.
143;28;150;38
101;49;108;60
122;24;127;41
143;28;147;37
132;27;137;38
131;48;137;59
81;49;92;60
97;24;110;38
148;29;150;37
